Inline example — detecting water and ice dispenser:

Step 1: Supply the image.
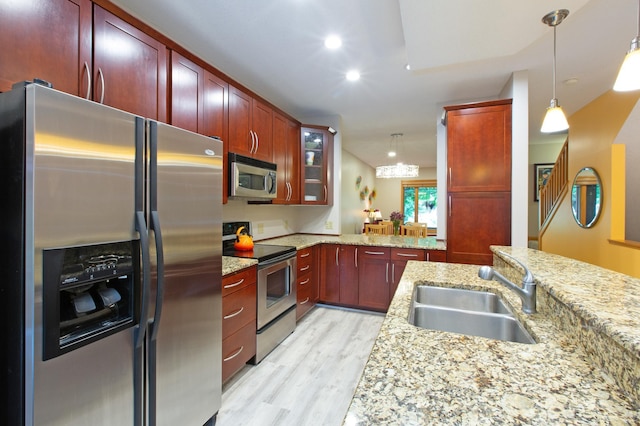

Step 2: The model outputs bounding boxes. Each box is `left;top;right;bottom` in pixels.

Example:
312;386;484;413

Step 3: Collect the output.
42;241;138;360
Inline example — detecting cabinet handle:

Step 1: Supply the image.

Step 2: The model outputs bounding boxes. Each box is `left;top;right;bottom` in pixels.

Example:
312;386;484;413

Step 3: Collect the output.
223;306;244;319
449;195;452;217
364;251;385;255
83;61;91;100
300;252;310;258
286;182;291;201
300;265;310;272
396;253;418;258
427;253;430;261
335;246;339;266
386;262;389;283
323;185;328;203
392;263;395;284
355;247;358;268
224;278;245;289
97;67;105;104
448;167;452;186
223;346;244;362
300;297;310;305
299;278;310;285
249;130;256;154
254;130;259;153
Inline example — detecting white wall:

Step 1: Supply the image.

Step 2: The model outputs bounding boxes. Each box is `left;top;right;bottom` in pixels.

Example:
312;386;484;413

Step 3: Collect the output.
340;150;376;234
500;70;528;248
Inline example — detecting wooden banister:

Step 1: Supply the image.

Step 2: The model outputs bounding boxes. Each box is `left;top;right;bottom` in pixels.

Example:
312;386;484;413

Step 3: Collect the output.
539;139;569;235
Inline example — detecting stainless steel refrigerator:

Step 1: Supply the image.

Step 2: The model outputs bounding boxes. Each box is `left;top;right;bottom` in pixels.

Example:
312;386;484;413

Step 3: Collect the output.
0;83;222;426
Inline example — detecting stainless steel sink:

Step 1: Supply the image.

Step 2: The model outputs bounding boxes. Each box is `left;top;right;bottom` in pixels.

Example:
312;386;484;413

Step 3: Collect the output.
409;286;536;344
414;285;512;314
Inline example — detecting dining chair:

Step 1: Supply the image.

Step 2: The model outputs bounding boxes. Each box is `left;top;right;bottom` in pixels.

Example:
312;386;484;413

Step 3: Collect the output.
379;221;394;234
403;226;427;237
364;224;387;235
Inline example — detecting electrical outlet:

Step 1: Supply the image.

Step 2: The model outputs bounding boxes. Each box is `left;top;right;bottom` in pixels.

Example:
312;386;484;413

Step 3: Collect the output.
325;221;333;230
257;223;264;234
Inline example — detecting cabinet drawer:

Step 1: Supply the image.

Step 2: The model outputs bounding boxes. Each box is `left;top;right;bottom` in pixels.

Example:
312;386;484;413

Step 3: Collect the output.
222;266;256;297
359;247;391;259
297;247;314;273
222;283;256;340
427;249;447;263
297;271;314;303
222;321;256;383
391;248;426;261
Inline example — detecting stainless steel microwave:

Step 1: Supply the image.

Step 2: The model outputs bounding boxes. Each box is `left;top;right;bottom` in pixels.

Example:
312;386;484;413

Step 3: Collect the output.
229;152;277;199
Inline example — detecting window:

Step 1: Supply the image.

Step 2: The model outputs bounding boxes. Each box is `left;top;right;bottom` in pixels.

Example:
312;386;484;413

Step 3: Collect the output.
401;180;437;228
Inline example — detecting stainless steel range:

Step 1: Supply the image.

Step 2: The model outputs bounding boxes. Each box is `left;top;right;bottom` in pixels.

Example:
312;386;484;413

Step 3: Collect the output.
222;222;297;363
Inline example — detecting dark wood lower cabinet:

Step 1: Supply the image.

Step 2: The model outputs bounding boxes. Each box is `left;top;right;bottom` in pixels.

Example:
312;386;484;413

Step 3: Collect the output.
447;192;511;265
222;266;256;383
357;247;391;312
296;246;318;320
319;244;358;307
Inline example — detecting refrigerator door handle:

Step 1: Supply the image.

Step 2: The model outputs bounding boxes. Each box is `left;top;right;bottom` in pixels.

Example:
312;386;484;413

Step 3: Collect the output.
134;211;150;349
149;210;164;342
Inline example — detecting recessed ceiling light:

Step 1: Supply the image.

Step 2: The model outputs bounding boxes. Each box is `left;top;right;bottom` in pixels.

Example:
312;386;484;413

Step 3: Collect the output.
346;70;360;81
563;78;579;85
405;64;411;71
324;35;342;49
388;151;396;157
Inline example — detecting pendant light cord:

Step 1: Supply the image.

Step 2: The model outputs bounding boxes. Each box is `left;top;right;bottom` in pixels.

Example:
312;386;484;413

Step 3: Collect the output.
552;25;557;101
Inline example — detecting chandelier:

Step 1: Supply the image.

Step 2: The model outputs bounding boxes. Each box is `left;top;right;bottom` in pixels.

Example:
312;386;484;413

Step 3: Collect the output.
375;133;419;178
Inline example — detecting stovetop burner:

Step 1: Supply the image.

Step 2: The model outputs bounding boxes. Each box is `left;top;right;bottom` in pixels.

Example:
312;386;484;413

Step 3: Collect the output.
222;221;296;263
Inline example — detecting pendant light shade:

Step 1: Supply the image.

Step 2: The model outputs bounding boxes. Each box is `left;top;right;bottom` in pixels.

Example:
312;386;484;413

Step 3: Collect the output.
541;9;570;134
614;0;640;91
541;99;570;133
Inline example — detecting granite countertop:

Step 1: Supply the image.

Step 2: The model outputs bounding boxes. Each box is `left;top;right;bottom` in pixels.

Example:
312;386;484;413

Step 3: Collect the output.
344;247;640;425
222;234;446;276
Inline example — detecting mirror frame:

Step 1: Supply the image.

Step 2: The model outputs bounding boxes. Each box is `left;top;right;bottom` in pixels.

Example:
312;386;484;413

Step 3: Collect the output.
571;167;602;228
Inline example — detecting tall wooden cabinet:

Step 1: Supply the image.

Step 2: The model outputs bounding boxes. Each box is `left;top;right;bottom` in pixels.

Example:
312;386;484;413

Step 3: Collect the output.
445;99;512;265
272;112;301;204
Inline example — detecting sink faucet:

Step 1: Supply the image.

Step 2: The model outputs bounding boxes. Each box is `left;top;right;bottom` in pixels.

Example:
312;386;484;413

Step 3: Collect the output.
478;251;536;314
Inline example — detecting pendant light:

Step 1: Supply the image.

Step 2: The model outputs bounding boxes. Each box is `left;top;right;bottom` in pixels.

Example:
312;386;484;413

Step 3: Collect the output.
375;133;419;179
614;0;640;91
541;9;570;134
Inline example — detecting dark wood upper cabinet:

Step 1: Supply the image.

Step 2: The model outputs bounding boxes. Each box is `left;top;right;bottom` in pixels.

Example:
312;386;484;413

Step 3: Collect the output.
446;100;512;193
170;52;203;134
228;85;273;162
0;0;92;94
93;5;167;121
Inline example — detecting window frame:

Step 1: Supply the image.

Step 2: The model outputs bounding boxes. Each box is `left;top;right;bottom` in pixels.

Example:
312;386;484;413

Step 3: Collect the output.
401;179;437;224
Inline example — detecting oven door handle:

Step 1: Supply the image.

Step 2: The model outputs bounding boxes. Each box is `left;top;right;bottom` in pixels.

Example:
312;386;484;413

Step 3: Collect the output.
258;251;296;267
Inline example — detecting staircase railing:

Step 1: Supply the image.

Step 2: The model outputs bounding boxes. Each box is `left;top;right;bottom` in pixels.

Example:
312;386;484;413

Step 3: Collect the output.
539;139;569;231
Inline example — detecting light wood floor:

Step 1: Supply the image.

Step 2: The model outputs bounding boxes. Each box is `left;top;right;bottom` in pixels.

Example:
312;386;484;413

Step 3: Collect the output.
217;305;384;426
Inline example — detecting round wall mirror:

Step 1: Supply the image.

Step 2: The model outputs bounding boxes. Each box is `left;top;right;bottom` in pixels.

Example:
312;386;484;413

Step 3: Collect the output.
571;167;602;228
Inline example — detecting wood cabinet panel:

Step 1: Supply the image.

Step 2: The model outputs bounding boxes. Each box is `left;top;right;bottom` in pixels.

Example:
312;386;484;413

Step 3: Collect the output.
296;246;318;320
273;112;301;204
357;247;391;312
447;192;511;265
390;248;426;300
426;249;447;263
222;267;256;298
222;284;256;340
228;85;272;162
93;5;167;121
222;321;256;383
446;100;512;193
319;244;358;306
301;125;333;205
170;52;203;133
0;0;92;94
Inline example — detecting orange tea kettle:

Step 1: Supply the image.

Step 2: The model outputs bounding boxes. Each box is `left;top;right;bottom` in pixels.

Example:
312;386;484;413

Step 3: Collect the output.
233;226;254;251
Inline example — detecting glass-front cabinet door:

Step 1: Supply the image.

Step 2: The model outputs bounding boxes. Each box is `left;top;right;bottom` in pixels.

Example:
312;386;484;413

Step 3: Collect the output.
301;125;333;205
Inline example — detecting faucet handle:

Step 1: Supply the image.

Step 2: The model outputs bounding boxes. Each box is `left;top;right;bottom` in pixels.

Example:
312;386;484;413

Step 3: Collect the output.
497;251;535;284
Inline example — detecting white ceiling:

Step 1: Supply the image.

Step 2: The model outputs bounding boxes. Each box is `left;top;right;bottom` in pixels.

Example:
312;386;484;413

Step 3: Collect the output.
110;0;638;169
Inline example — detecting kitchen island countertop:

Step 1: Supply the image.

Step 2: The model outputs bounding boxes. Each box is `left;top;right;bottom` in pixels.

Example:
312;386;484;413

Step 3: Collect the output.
344;247;640;425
